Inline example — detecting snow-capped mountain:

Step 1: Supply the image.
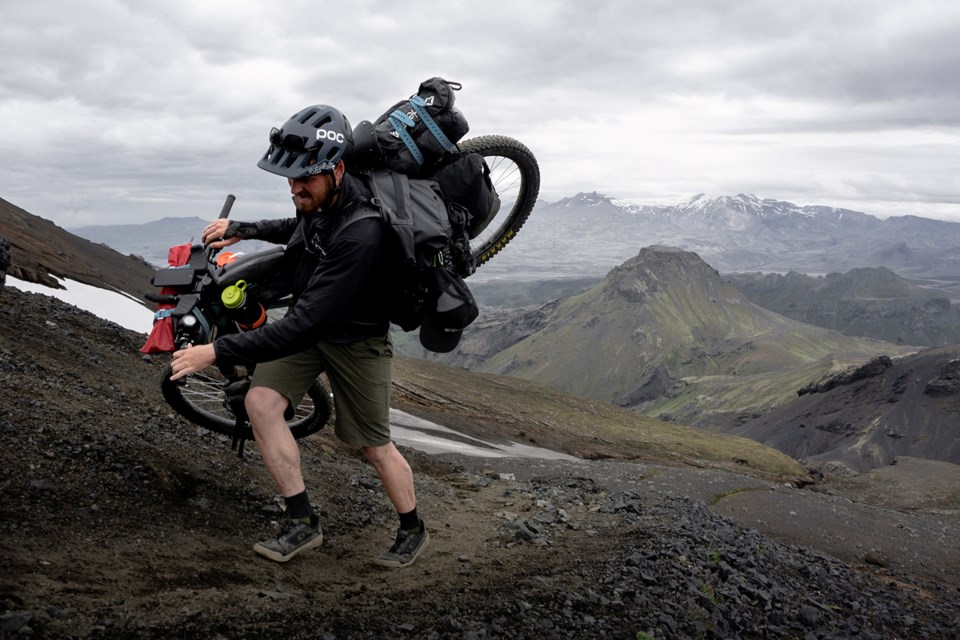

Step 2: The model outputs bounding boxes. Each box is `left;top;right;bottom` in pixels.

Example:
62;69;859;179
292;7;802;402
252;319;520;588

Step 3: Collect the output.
481;192;960;291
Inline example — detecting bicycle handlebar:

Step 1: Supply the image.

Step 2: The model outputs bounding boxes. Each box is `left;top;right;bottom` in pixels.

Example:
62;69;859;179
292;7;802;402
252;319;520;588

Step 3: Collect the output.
206;194;237;264
218;194;236;220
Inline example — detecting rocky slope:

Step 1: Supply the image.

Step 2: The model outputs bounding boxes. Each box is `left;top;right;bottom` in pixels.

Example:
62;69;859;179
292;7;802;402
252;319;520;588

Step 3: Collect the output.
732;349;960;473
2;286;959;639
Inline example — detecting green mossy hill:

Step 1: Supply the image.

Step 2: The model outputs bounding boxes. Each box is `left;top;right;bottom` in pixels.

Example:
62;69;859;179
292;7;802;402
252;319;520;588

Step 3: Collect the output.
470;247;912;428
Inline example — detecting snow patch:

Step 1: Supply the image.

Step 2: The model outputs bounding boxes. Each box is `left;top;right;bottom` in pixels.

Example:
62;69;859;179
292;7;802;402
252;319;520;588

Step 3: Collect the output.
7;276;153;334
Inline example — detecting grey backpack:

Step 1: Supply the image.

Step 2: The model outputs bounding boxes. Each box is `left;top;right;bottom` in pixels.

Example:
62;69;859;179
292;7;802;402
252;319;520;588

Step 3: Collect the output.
352;170;478;352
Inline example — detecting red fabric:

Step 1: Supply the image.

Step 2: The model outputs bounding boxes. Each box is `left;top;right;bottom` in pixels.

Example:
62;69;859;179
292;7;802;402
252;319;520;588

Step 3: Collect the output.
165;243;192;267
140;243;192;354
140;317;174;354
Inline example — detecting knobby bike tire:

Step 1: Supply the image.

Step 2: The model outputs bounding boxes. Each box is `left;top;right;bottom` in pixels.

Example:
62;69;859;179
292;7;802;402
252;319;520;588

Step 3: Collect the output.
458;135;540;267
160;366;331;441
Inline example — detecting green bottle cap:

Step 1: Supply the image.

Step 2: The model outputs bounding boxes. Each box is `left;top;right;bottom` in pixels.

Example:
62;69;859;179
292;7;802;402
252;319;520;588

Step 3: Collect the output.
221;280;247;309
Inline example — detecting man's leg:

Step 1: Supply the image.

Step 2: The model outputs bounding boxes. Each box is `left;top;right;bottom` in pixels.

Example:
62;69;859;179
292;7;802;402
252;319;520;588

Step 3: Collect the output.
245;354;325;563
362;442;416;514
318;336;429;567
365;442;429;568
247;386;306;497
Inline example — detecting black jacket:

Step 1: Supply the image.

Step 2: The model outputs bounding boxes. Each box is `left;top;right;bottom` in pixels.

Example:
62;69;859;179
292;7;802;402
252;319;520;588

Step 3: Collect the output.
213;173;391;367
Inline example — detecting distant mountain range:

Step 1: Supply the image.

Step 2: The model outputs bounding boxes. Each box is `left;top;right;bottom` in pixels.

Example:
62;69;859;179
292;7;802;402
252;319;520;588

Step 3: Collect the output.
434;246;914;424
481;192;960;295
56;189;960;348
63;191;960;296
69;216;270;267
470;265;960;348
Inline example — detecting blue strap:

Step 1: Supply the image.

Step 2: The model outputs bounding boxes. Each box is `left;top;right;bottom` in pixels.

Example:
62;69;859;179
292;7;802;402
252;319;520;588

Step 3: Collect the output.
193;309;211;336
390;109;415;128
388;110;425;165
410;96;457;153
153;309;174;321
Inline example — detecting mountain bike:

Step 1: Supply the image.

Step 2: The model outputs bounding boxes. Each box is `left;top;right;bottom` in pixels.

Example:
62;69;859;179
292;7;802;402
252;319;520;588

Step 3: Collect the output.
147;136;539;453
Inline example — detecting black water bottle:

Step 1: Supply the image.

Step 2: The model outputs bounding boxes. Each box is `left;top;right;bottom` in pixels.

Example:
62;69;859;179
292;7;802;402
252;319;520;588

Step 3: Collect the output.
220;280;266;330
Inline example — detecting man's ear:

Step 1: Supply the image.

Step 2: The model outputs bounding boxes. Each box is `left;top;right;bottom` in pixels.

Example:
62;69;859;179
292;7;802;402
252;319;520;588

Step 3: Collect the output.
334;160;346;181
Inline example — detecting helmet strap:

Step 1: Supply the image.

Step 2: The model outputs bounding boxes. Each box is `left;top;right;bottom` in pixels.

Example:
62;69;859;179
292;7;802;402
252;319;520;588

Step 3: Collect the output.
319;162;344;211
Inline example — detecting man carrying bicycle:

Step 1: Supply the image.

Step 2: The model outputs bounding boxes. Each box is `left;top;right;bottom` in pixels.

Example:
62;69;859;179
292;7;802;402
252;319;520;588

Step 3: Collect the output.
170;105;428;567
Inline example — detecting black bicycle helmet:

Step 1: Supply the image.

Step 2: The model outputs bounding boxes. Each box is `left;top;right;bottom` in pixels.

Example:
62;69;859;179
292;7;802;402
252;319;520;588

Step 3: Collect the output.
257;105;353;179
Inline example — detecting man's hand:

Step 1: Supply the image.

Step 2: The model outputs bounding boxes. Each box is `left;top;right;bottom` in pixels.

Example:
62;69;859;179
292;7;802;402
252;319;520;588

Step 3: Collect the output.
202;219;241;250
170;343;217;380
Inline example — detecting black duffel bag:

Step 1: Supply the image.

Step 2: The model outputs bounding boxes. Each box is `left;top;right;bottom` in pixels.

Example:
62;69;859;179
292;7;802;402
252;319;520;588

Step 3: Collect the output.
364;77;470;177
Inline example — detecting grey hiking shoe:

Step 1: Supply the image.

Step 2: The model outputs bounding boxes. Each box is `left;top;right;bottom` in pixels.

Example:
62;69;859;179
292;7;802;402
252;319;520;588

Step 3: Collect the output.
253;519;323;563
373;522;429;568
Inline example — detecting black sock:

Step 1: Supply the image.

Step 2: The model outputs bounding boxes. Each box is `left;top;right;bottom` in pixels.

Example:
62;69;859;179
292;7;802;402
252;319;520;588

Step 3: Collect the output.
399;506;421;531
284;491;316;525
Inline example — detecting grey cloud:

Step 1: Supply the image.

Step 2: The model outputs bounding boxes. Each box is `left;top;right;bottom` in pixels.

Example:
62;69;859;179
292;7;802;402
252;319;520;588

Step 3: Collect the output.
2;0;959;226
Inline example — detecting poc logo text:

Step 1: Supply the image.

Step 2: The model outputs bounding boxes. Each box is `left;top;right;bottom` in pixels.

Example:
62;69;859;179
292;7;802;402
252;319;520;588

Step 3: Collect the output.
316;129;345;143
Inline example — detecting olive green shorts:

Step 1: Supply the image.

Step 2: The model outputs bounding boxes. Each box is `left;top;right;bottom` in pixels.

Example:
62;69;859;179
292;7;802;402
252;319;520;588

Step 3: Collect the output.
250;334;393;447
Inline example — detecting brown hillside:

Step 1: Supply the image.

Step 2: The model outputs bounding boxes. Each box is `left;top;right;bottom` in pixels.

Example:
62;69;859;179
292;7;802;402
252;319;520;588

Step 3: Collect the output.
0;197;155;304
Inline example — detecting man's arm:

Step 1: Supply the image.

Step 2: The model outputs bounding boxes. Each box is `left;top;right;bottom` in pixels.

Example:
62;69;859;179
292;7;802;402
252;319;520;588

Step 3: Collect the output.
212;218;383;366
201;218;299;249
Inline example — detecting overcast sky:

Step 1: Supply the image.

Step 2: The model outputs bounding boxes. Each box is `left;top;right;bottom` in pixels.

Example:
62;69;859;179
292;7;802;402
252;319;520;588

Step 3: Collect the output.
2;0;959;228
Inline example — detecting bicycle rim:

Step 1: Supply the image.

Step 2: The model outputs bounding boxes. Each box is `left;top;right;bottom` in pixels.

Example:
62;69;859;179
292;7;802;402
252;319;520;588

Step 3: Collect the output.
458;135;540;267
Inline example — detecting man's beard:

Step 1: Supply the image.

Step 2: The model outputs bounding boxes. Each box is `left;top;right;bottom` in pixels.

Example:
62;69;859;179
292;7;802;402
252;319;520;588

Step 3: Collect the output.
291;191;319;213
290;174;336;213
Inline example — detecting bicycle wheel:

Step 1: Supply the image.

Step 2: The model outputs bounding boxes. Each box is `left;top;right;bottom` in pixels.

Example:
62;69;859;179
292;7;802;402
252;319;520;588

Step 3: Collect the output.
458;135;540;267
161;366;331;441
